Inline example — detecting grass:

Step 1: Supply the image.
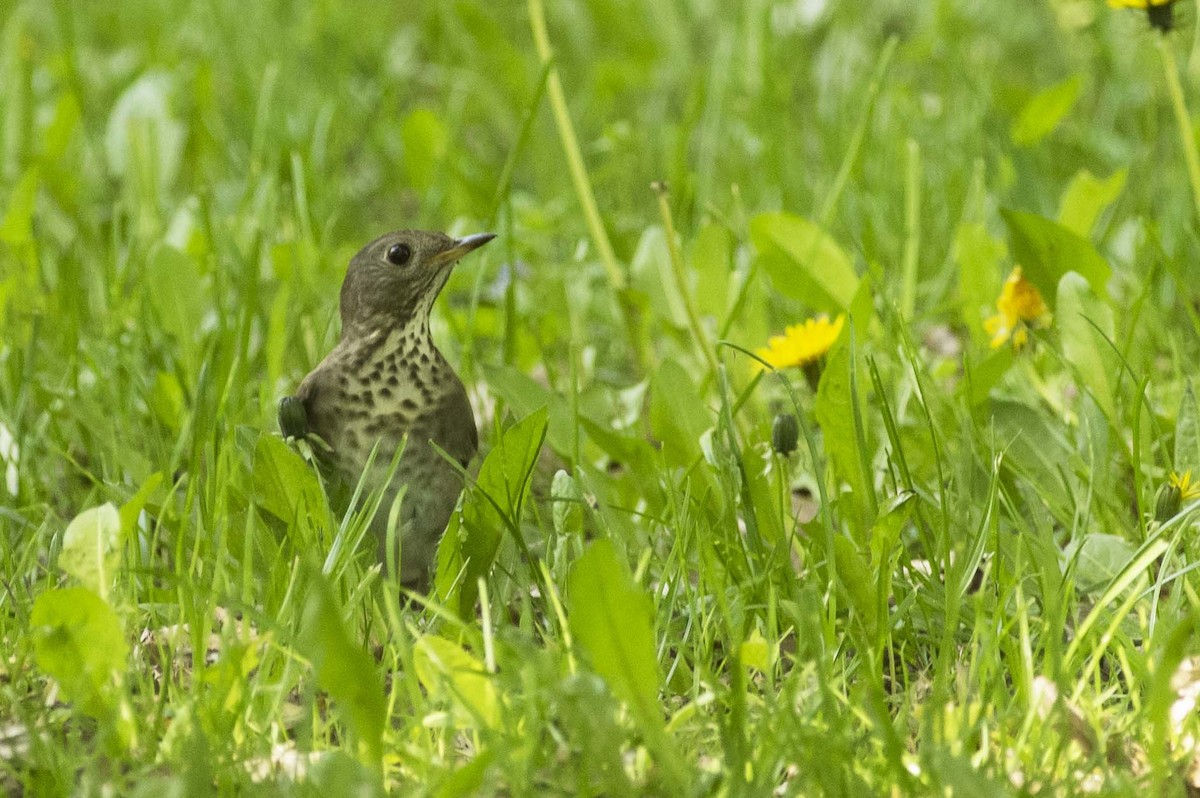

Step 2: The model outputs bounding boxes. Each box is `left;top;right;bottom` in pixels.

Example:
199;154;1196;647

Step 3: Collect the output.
3;0;1200;794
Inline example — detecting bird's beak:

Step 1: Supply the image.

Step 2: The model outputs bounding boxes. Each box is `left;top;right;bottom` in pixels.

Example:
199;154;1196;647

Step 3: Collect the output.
432;232;496;268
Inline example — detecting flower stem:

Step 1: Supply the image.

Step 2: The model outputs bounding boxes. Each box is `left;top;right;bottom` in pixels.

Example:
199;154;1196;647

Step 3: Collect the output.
527;0;625;291
1158;35;1200;223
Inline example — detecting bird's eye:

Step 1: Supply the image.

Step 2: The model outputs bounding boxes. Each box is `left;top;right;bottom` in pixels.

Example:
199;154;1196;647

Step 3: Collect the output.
386;243;412;266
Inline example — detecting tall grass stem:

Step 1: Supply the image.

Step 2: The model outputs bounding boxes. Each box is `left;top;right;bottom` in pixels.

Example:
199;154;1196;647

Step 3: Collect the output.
1159;36;1200;223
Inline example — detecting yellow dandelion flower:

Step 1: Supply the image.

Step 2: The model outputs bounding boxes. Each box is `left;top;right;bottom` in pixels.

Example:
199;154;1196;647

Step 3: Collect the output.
756;314;846;370
1108;0;1177;31
1171;470;1200;500
1156;469;1200;521
984;267;1050;350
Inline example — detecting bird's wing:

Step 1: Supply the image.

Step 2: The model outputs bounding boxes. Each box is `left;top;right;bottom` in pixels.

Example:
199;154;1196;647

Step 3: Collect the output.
277;395;309;440
434;384;479;468
293;367;339;454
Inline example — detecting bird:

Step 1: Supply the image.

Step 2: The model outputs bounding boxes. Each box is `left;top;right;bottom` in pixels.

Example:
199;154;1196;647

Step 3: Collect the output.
278;229;494;591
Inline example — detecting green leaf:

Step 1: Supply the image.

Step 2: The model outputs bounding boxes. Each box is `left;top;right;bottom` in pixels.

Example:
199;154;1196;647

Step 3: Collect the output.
750;211;859;314
1175;381;1200;476
991;400;1077;499
1056;272;1117;420
252;432;329;524
962;348;1014;407
59;503;123;601
551;469;584;537
1011;75;1081;146
150;371;185;431
739;627;773;673
145;243;207;367
413;635;500;728
434;750;497;798
833;535;876;637
1064;533;1138;595
436;407;548;617
630;226;685;327
567;539;661;729
309;752;382;797
649;358;711;466
1001;209;1111;306
1057;169;1126;237
31;587;128;719
297;565;385;771
480;363;573;456
814;344;869;513
119;472;164;538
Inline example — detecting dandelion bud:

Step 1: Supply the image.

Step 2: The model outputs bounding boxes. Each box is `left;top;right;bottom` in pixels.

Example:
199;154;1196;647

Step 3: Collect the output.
1156;470;1198;523
1155;482;1182;523
772;412;799;456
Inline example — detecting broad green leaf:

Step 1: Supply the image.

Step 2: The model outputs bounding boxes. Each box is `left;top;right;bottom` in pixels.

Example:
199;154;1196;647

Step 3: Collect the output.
31;587;127;719
739;627;773;673
742;444;782;542
59;503;122;601
750;211;859;314
436;407;548;617
962;348;1014;407
1064;533;1137;595
434;750;497;798
308;752;381;797
833;535;876;636
567;539;661;729
150;371;185;431
253;432;329;524
649;358;711;466
1175;381;1200;476
580;418;659;480
1001;209;1111;306
297;565;385;771
551;469;584;537
629;226;685;327
991;400;1076;498
145;243;207;366
1056;272;1117;420
480;363;573;456
413;635;500;728
814;344;868;510
1058;169;1126;237
1011;75;1081;146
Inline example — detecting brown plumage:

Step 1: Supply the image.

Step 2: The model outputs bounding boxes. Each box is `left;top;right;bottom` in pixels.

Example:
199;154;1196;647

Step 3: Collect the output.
279;230;494;590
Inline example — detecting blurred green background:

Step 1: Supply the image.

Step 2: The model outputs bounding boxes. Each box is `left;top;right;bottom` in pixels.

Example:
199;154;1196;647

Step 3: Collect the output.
4;0;1200;793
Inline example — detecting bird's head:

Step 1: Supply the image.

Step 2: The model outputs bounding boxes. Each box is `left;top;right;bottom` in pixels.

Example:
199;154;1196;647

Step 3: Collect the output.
338;230;495;337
